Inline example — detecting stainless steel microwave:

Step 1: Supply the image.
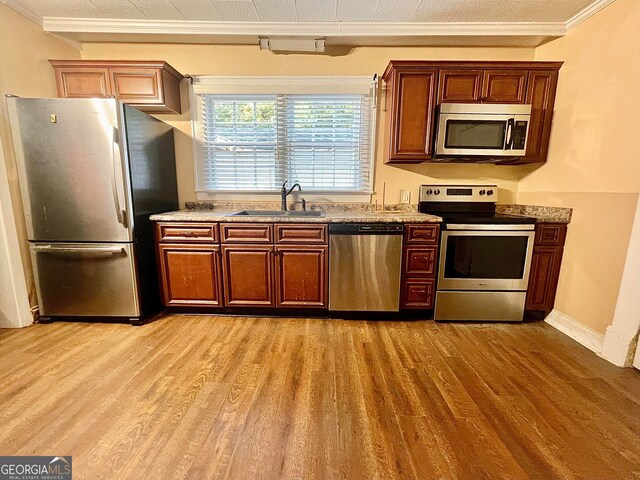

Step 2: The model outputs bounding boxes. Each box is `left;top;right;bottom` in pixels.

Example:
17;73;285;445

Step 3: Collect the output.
435;103;532;157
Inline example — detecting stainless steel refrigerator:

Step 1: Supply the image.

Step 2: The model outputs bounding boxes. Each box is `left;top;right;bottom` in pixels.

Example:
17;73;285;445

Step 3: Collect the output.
7;97;178;325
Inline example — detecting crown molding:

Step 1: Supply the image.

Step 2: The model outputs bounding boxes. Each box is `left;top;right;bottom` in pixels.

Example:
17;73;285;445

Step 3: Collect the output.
41;17;567;38
565;0;616;31
1;0;42;25
6;0;616;45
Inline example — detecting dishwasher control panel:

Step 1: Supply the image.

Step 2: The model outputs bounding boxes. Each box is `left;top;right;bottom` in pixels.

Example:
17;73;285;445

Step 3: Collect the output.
329;223;404;234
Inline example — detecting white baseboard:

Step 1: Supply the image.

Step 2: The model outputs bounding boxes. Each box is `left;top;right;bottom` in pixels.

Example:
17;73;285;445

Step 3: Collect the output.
601;326;640;367
545;309;604;355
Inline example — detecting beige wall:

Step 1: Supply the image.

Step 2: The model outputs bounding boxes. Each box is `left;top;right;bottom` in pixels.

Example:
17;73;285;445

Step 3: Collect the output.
0;4;80;309
81;43;536;206
518;0;640;334
4;1;636;336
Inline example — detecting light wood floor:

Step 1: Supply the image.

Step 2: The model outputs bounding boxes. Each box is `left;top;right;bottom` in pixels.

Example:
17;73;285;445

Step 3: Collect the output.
1;315;640;480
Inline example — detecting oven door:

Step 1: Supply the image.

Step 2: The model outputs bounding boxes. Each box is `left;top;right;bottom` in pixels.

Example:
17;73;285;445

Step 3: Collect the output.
438;228;535;291
435;113;528;157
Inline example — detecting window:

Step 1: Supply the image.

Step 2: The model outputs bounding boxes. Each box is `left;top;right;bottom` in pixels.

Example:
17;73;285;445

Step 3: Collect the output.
192;77;376;196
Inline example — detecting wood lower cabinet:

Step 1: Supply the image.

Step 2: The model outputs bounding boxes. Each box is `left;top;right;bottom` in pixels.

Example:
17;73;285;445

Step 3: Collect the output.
400;223;440;310
275;246;328;307
402;278;436;309
383;67;437;163
403;246;438;276
222;245;275;307
157;243;223;307
526;224;568;313
49;60;184;114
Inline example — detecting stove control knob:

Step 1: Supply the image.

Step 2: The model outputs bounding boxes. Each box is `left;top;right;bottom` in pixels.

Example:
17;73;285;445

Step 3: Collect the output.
479;190;486;196
426;189;433;195
434;189;441;195
487;189;494;196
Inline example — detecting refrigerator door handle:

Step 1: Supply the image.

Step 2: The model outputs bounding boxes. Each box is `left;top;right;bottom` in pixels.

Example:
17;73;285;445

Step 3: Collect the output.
111;126;128;228
32;245;125;255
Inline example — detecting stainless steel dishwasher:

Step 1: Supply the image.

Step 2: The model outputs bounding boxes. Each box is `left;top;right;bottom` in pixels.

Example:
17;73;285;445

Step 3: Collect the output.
329;223;404;312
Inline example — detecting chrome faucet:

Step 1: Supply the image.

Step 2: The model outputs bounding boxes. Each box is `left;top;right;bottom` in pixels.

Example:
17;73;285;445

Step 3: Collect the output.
280;181;301;211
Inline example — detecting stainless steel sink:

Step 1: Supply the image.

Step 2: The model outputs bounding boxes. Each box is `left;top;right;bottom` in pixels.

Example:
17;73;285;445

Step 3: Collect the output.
228;210;325;218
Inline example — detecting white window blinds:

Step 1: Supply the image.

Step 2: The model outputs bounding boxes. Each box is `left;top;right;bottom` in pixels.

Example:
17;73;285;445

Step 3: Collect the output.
193;77;375;193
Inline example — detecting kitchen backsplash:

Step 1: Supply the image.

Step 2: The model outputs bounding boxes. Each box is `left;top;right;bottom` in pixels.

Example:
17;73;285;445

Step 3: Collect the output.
185;201;418;213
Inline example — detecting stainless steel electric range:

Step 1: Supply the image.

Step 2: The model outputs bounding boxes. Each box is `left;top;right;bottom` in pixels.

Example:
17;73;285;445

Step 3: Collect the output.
418;185;536;322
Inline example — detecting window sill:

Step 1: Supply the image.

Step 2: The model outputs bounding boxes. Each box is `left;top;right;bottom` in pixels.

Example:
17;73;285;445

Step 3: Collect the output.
196;191;372;203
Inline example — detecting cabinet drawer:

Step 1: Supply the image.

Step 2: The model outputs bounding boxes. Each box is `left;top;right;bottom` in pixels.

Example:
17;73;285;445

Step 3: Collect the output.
221;223;273;243
275;224;327;244
403;246;438;276
535;224;567;246
401;278;435;309
156;223;218;243
404;224;440;244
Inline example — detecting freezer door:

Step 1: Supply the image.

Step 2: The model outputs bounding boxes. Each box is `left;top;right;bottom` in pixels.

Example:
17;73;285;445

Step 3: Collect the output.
7;98;131;242
30;243;139;317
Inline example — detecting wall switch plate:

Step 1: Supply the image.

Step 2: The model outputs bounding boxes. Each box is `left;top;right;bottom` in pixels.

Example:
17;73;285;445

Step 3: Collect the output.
400;189;410;204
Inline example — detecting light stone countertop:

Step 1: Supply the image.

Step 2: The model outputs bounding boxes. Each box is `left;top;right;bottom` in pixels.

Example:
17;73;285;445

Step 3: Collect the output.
496;204;572;224
150;209;442;224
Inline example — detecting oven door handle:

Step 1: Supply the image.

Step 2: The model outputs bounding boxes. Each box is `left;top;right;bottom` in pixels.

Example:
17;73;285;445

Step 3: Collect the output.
505;118;515;150
446;224;535;231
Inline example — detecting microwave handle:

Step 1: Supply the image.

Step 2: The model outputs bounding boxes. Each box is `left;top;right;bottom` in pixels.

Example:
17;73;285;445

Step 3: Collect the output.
505;118;515;150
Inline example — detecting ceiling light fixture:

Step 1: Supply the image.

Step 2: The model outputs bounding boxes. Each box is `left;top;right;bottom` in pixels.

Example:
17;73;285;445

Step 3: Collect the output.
258;37;326;53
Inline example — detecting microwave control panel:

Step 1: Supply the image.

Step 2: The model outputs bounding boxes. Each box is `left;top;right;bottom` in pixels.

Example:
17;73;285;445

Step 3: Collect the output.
512;121;528;150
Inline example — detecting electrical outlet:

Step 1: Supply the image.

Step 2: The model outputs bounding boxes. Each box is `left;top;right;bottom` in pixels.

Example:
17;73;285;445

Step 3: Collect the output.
400;189;411;204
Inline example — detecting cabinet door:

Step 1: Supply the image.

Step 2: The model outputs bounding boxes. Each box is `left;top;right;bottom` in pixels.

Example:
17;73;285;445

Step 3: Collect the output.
54;67;112;98
109;68;163;106
525;246;564;311
157;244;222;307
525;70;559;162
275;246;328;307
386;68;437;162
481;70;528;103
222;245;275;307
438;69;483;103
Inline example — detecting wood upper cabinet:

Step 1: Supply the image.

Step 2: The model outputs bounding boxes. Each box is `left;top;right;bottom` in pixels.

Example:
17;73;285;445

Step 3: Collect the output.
526;224;567;313
52;66;112;98
222;245;275;307
49;60;184;114
438;70;483;103
383;61;561;165
439;68;528;104
383;65;437;163
157;244;223;307
524;70;559;163
482;70;528;104
275;246;328;307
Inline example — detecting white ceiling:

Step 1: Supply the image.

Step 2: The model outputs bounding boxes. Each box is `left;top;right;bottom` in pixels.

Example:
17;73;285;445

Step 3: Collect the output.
4;0;602;23
2;0;615;47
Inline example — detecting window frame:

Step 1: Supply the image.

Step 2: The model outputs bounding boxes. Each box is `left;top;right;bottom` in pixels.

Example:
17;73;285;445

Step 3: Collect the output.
190;76;377;202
